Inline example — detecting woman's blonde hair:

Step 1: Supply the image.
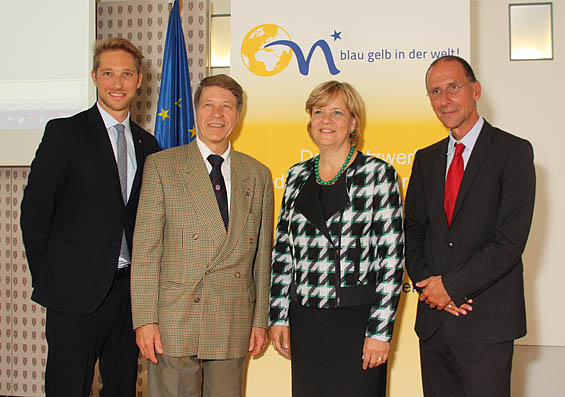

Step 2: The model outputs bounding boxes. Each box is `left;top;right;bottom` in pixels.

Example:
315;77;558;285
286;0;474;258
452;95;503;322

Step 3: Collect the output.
305;81;364;146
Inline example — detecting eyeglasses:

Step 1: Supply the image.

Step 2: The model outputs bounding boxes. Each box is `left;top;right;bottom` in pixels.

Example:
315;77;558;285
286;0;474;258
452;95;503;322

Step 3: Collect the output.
427;81;473;99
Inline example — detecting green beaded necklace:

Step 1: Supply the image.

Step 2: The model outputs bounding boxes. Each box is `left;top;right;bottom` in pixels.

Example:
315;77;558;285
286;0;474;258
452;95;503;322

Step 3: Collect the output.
314;144;356;186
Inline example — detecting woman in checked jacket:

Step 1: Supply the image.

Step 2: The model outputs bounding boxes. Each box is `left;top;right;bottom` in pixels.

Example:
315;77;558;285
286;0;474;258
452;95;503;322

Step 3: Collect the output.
269;81;405;397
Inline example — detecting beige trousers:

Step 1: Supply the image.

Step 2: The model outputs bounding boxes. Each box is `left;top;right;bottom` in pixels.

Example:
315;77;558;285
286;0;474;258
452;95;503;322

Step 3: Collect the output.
147;354;246;397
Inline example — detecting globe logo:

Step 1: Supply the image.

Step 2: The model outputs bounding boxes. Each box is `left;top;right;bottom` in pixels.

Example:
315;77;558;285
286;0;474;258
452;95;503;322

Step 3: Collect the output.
241;24;294;77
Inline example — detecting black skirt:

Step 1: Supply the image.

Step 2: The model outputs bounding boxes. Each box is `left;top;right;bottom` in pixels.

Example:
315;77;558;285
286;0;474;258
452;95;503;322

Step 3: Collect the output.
289;301;387;397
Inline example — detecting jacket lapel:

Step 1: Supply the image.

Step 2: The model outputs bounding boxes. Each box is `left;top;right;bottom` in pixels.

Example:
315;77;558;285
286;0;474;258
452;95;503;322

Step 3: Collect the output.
432;138;450;228
292;161;336;244
295;173;333;240
211;152;253;267
293;160;351;246
180;142;227;248
450;123;491;223
87;106;124;206
130;122;146;203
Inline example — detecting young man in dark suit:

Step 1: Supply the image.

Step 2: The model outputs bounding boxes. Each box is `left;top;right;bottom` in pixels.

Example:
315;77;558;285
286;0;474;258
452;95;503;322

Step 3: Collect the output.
20;38;160;396
405;56;535;396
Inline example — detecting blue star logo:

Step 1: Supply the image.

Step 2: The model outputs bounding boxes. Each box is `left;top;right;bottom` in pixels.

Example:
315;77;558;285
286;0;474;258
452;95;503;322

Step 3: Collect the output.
330;30;342;41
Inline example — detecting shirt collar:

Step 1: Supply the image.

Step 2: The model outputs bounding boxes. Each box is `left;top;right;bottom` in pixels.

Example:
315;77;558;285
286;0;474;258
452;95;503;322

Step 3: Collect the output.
196;136;231;163
96;102;131;132
448;116;484;154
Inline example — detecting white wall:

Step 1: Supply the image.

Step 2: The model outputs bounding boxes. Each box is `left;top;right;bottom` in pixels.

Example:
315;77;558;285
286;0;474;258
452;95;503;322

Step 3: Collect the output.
472;1;564;394
472;0;563;347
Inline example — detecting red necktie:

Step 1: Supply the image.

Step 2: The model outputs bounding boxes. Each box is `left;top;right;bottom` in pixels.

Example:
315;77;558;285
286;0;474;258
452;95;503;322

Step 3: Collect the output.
444;143;465;226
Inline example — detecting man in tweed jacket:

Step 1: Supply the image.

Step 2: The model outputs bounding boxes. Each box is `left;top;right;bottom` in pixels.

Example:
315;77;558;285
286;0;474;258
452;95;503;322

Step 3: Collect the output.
131;75;274;397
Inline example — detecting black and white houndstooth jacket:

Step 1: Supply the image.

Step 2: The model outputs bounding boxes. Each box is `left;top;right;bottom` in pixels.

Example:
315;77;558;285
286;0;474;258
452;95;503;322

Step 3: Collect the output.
269;152;405;342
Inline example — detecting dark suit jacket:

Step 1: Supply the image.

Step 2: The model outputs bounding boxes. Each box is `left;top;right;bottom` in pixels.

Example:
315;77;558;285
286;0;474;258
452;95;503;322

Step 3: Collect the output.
405;120;535;343
21;105;160;314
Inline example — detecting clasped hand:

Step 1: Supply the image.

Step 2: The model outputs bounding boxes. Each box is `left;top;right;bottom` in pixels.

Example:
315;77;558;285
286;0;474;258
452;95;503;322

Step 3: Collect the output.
416;275;473;316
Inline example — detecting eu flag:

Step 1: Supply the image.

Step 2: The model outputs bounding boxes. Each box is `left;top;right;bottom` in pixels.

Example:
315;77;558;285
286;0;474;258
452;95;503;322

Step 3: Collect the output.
154;0;195;149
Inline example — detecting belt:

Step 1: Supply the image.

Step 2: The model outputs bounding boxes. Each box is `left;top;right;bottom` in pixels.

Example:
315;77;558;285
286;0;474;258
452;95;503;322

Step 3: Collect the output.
115;266;131;280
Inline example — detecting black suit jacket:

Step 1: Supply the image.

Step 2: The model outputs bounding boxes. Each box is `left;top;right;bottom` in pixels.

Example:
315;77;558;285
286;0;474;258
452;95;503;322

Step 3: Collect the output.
21;105;160;314
405;120;535;343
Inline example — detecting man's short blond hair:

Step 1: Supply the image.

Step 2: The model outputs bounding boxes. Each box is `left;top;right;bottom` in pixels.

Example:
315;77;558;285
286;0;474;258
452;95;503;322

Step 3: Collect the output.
92;38;144;73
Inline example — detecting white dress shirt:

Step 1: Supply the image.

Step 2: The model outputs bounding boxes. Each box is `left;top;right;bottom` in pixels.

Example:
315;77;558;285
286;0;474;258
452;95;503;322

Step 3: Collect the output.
445;116;484;179
97;103;137;267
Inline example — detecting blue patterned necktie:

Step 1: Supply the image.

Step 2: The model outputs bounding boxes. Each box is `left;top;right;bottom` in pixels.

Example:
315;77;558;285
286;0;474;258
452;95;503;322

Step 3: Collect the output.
207;154;229;230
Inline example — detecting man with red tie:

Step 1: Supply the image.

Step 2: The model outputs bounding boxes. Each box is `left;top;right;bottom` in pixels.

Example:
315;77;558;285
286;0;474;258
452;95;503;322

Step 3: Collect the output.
405;56;536;396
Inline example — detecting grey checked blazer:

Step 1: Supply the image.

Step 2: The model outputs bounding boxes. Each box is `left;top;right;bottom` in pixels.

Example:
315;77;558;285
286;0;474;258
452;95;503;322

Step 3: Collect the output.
131;141;274;359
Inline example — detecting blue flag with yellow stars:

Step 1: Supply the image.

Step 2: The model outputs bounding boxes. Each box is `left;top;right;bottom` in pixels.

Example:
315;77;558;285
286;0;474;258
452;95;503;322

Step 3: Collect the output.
155;0;195;149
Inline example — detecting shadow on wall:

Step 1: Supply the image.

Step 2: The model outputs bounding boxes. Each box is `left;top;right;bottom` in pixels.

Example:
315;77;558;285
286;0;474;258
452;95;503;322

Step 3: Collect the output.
511;163;548;397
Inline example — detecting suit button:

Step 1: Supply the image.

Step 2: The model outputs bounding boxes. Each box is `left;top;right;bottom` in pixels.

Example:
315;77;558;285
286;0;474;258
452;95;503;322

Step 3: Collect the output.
335;249;340;256
205;270;210;276
193;297;200;303
448;242;454;248
235;272;241;278
193;233;199;240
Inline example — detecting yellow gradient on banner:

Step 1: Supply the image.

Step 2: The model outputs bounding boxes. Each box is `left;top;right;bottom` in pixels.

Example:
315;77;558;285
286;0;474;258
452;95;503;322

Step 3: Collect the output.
232;120;447;199
231;2;469;394
244;277;423;397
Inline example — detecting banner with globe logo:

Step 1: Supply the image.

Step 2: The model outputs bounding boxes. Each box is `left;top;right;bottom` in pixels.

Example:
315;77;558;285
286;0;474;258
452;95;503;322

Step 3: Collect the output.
230;1;470;397
241;24;294;77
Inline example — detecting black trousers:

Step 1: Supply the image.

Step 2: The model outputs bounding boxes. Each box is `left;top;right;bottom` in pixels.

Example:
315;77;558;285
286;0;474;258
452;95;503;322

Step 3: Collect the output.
45;275;139;397
419;315;514;397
